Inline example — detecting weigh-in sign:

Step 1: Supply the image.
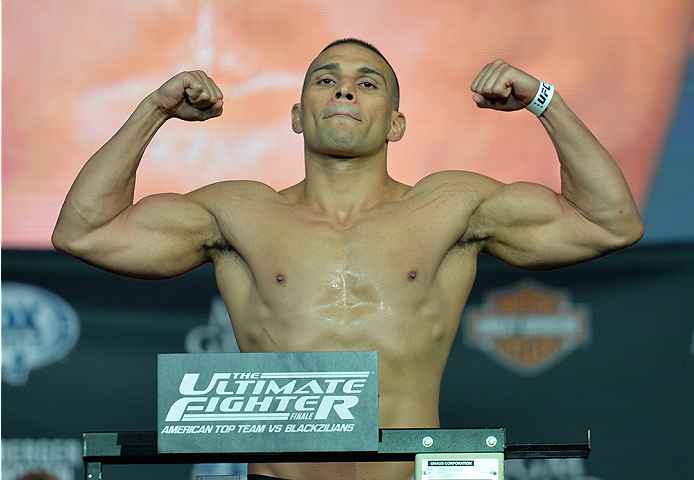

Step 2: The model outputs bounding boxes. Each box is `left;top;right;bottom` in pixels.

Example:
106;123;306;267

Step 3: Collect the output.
158;351;378;454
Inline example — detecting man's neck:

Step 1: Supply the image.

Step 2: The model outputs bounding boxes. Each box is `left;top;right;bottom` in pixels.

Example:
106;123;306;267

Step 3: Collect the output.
299;151;405;223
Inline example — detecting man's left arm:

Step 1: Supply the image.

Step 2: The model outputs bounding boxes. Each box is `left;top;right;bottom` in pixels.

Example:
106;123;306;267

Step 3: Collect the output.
468;60;644;269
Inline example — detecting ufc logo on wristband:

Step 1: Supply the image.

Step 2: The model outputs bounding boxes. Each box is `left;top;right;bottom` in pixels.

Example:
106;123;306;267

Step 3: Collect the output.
526;81;554;116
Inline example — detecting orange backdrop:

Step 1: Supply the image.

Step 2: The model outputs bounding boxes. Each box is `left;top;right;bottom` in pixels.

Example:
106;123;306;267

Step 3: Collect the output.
3;0;692;247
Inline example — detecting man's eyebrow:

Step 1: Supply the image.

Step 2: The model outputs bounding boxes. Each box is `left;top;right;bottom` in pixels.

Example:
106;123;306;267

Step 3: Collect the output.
356;66;385;81
310;62;340;76
310;63;387;83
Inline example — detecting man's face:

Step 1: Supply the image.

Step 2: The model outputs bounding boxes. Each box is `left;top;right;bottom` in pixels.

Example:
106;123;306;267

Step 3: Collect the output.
292;43;405;159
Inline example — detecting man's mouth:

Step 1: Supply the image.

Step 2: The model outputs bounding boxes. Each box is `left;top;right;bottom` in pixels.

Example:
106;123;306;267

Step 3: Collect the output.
326;113;360;121
323;105;361;121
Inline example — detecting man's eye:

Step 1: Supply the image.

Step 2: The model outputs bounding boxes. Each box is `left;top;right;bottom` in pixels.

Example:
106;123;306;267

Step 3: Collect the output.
318;78;334;85
361;82;376;89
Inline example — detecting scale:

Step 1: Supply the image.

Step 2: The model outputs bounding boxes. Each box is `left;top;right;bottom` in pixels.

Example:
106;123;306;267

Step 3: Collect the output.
83;352;591;479
83;428;590;479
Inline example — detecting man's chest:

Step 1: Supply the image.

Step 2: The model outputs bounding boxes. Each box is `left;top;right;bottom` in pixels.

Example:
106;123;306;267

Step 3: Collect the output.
227;203;462;281
208;187;482;351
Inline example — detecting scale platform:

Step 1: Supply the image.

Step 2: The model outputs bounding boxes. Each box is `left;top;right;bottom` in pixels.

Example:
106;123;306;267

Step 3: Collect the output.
83;428;590;479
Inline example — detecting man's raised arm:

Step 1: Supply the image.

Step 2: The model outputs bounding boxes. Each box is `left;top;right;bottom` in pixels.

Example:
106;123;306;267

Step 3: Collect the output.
52;71;225;278
468;60;643;269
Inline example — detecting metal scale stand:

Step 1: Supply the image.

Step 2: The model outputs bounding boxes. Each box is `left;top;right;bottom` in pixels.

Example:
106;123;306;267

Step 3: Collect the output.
85;352;590;479
83;427;590;480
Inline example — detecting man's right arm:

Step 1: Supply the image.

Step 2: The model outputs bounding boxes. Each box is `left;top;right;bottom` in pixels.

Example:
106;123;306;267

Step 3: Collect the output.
52;71;225;279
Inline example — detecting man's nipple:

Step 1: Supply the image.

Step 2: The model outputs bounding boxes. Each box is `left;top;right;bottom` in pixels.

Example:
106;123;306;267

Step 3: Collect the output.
407;270;417;281
276;273;286;285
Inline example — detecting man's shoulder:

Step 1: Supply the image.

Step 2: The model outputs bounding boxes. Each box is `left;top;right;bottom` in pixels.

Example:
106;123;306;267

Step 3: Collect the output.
410;170;502;198
189;180;283;204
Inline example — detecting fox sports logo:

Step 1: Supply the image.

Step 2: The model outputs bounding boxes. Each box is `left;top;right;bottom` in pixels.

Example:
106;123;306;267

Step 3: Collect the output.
2;282;80;386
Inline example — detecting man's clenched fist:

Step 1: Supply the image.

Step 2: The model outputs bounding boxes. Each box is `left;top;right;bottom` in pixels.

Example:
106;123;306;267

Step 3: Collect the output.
153;70;224;121
470;60;542;112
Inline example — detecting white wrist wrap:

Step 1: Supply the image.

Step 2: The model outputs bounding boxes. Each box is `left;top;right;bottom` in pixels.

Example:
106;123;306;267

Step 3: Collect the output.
526;81;554;116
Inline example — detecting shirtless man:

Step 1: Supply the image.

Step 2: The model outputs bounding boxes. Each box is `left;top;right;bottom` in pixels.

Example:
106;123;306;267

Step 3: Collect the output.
52;39;643;480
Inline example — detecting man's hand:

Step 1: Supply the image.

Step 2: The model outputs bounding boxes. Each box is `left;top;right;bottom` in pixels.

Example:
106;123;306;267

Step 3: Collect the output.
470;60;541;112
153;70;224;121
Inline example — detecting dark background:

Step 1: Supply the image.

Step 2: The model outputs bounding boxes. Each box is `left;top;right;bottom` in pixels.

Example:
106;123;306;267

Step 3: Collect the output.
3;243;693;479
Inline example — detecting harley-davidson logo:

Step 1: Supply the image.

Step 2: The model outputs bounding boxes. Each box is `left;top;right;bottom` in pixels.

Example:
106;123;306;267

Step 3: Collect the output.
464;279;591;375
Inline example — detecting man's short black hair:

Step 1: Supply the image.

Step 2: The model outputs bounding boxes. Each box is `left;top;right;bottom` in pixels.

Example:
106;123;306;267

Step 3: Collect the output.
303;38;400;111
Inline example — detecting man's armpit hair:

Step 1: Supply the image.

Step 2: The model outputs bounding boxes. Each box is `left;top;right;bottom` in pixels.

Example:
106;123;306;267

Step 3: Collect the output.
460;208;493;246
204;231;234;254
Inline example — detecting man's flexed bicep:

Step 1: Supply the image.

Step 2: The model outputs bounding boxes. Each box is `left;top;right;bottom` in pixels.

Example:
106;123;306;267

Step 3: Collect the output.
468;59;643;269
52;70;226;278
469;180;635;270
54;189;225;279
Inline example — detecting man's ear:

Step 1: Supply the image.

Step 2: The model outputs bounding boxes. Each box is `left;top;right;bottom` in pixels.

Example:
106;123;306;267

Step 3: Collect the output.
387;112;406;142
291;103;303;134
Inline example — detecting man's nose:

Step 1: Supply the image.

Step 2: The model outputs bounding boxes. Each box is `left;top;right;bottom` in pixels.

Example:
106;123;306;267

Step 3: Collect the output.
334;81;355;101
